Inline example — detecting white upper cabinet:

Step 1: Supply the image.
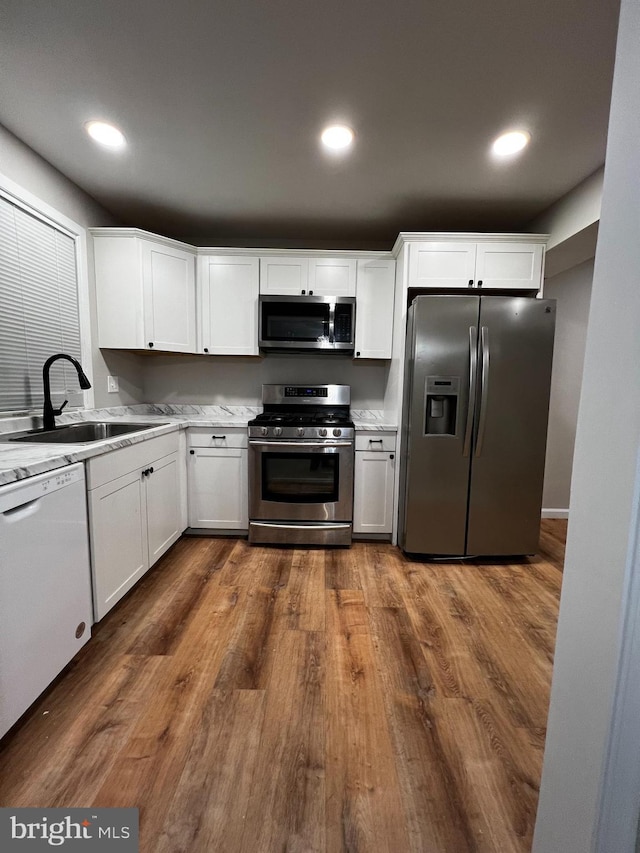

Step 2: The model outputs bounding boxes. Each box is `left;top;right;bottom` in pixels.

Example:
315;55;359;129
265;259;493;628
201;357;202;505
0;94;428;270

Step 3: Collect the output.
355;259;395;359
141;242;196;352
259;256;356;296
259;256;309;294
474;242;544;290
409;242;477;289
408;239;544;291
92;230;196;352
198;255;259;356
308;258;356;296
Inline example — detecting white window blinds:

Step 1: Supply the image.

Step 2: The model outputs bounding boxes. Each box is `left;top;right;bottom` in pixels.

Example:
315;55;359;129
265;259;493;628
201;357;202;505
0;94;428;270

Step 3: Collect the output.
0;194;82;413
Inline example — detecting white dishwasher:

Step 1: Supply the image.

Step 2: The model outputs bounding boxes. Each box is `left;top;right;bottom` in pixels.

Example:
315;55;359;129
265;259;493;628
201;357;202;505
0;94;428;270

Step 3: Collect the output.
0;462;93;739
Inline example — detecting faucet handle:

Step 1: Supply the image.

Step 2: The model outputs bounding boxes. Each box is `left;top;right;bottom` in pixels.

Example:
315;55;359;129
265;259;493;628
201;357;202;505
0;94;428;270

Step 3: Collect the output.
53;400;69;416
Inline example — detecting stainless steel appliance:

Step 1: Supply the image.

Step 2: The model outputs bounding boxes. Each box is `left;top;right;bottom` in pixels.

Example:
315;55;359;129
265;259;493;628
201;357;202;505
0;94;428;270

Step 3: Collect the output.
259;295;356;353
399;295;556;556
248;384;354;545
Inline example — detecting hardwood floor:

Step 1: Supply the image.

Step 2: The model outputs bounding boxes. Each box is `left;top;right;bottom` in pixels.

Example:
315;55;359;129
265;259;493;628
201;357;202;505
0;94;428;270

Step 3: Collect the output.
0;520;567;852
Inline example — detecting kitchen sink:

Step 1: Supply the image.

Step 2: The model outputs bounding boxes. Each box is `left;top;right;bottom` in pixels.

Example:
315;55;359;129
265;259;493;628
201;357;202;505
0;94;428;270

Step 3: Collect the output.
4;422;168;444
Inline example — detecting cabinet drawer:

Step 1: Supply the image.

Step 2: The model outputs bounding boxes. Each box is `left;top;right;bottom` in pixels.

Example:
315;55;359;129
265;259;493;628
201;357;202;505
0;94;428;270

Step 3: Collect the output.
355;432;396;452
188;427;248;449
86;431;179;489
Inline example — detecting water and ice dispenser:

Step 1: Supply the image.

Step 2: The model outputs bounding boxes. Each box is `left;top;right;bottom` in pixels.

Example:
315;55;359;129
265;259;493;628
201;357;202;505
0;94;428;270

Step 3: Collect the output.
424;376;460;435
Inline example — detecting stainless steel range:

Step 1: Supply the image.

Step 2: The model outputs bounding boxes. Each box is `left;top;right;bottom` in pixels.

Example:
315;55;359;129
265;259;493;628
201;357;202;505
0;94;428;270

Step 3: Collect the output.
248;384;355;546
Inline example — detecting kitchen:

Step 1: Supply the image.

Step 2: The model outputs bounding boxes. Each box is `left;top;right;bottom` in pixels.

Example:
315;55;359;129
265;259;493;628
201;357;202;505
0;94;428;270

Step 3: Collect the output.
0;0;638;851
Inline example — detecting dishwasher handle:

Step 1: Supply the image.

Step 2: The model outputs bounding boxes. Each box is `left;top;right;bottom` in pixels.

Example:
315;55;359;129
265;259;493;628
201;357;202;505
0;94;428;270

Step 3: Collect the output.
1;498;41;521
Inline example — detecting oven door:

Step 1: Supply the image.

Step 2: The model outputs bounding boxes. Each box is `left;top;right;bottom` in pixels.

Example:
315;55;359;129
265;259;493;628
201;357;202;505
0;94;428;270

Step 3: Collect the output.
249;440;354;522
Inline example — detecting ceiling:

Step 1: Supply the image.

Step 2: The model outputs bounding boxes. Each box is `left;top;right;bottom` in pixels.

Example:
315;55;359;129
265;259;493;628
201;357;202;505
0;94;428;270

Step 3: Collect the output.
0;0;620;249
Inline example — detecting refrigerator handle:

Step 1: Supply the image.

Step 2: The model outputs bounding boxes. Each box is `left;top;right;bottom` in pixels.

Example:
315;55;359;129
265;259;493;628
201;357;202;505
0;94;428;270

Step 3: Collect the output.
475;326;490;457
463;325;478;457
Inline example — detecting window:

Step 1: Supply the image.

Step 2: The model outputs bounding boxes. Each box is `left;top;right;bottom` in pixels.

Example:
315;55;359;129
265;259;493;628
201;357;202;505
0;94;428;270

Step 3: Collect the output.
0;193;83;413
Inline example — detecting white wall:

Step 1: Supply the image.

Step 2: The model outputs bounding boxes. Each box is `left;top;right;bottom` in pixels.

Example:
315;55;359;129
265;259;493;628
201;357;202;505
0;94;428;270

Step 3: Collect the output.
142;353;389;410
0;123;144;408
528;167;602;279
542;259;593;514
533;0;640;847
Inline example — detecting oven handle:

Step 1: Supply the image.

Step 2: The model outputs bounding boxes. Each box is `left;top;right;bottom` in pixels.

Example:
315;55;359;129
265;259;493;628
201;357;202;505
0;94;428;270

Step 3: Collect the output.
251;522;352;530
249;440;353;448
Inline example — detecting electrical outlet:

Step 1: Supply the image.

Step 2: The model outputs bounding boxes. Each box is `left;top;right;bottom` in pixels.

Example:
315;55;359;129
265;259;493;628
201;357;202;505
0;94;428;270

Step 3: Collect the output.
107;375;119;393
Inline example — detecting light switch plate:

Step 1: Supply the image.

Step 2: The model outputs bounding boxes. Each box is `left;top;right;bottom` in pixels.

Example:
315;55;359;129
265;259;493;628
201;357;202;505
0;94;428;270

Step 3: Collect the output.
107;375;119;393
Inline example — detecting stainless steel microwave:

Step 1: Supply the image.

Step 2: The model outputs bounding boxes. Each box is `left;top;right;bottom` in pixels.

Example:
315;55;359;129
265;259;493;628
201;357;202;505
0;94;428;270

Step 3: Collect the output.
258;295;356;353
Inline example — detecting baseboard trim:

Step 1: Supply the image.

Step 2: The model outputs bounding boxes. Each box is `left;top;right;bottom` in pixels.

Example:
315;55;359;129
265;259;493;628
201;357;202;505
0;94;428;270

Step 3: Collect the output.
541;508;570;519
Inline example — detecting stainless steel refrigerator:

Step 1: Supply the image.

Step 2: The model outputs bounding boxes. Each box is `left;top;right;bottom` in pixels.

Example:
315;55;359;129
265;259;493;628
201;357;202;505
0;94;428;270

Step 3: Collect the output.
399;295;556;556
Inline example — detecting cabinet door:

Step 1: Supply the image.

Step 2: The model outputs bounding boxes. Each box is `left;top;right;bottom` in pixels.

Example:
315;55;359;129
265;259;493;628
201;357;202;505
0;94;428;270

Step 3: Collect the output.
259;257;309;294
353;451;395;534
188;447;248;529
93;236;145;348
408;242;477;289
475;243;544;290
355;259;395;358
88;469;148;622
146;452;182;565
308;258;356;296
199;256;259;355
142;241;196;352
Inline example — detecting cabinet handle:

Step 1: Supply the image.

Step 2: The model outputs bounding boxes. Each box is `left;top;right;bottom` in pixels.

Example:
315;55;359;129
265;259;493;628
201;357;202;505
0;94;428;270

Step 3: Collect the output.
356;351;361;357
301;289;306;295
204;347;209;353
369;439;383;444
468;279;474;287
478;280;483;287
212;435;227;440
309;290;314;295
190;449;195;455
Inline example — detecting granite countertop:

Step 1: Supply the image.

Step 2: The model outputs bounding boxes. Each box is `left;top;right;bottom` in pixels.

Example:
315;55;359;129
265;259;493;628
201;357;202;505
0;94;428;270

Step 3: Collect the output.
0;404;397;486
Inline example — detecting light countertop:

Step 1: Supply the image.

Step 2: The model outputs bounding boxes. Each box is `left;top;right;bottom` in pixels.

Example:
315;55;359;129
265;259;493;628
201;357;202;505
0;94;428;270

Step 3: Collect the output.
0;405;397;486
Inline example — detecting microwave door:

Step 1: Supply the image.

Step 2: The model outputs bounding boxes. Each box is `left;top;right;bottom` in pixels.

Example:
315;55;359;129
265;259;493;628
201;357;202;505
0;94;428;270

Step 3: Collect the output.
258;296;355;351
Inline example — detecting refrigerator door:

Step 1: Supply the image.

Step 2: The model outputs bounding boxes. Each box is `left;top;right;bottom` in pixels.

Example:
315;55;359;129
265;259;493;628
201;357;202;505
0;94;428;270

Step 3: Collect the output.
400;295;480;554
466;297;556;555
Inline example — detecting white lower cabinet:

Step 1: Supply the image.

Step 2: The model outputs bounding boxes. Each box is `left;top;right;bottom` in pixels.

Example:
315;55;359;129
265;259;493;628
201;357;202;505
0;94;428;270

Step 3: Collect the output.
353;432;396;535
87;432;184;621
187;428;248;529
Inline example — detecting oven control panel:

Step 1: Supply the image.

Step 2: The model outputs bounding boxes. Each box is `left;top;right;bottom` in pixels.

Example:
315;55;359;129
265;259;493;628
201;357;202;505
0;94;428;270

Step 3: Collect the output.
285;386;328;398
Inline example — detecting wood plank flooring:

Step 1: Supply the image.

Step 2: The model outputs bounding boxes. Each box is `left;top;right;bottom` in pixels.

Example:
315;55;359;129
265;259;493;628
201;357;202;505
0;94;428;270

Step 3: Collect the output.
0;520;566;852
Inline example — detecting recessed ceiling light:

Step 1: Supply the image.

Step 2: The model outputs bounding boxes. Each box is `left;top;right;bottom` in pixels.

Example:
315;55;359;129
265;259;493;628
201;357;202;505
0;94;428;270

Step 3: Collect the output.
492;130;530;156
321;125;354;151
85;120;126;149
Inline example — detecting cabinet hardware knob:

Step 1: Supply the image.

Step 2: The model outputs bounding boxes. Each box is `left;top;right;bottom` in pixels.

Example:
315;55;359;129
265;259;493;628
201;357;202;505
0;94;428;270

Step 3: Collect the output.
356;351;361;357
212;435;227;440
390;454;395;460
148;342;154;348
468;280;473;287
309;290;313;295
301;289;306;295
478;280;483;287
190;449;195;455
149;467;154;474
141;468;148;477
204;347;209;353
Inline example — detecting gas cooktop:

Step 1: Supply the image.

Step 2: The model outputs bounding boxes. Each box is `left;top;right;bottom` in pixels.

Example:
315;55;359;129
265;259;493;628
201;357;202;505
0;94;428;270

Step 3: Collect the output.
248;384;354;440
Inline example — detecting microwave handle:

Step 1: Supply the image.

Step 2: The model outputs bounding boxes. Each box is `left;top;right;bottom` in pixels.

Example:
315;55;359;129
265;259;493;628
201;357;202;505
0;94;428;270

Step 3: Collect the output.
328;301;335;343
